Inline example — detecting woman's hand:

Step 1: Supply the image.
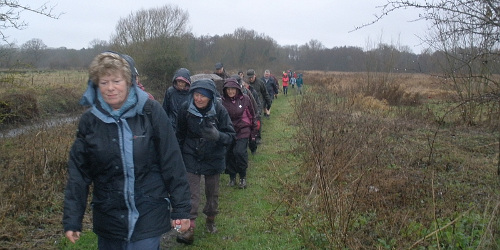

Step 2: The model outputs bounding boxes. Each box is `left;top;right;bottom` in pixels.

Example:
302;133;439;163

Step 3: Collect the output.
201;123;220;141
65;230;81;243
171;219;191;233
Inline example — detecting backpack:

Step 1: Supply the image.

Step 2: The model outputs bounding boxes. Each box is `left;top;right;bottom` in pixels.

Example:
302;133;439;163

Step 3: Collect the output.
143;99;160;149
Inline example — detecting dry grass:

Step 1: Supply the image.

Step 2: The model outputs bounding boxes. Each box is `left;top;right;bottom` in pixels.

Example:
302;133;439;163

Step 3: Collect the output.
0;70;498;249
284;71;500;249
0;70;89;248
0;121;82;248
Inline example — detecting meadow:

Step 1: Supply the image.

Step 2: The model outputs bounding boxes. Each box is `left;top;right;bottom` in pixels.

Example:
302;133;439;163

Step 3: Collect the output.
0;70;499;249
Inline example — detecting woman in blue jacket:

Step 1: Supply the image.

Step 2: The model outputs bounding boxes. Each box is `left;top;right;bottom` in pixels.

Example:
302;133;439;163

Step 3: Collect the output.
63;52;191;249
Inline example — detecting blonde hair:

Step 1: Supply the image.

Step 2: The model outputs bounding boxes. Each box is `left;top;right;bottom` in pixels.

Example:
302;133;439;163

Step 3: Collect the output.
88;52;132;86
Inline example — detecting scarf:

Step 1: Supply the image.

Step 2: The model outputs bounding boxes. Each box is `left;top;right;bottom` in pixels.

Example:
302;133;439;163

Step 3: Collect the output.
97;86;137;120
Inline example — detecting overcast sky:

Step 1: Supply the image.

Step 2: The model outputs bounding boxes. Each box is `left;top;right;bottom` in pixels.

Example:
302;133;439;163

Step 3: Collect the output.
5;0;430;53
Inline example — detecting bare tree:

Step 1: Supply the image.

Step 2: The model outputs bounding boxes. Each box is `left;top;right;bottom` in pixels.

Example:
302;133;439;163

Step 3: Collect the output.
0;1;60;43
88;39;109;48
110;4;190;48
357;1;500;123
21;38;46;67
307;39;326;51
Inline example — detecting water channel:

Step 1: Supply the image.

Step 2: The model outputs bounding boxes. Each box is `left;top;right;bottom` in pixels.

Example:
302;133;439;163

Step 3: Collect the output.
0;115;80;139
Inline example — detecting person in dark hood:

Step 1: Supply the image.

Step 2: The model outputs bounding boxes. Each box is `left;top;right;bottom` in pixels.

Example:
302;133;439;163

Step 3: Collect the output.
246;69;271;144
230;74;259;118
63;52;191;249
221;78;258;189
163;68;191;131
175;79;236;245
231;74;260;155
241;79;261;155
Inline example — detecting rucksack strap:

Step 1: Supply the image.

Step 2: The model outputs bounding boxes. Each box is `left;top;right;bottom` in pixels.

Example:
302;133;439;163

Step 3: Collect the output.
143;99;159;150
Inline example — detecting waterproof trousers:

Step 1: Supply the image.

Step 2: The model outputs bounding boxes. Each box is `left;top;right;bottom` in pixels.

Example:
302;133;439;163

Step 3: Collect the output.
187;173;220;219
225;138;249;179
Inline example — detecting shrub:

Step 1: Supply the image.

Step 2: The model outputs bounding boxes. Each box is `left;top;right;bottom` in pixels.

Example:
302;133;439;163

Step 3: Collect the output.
38;86;83;114
0;92;39;124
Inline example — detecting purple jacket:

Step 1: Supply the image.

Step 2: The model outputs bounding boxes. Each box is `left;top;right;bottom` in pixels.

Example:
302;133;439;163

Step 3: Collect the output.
222;78;258;140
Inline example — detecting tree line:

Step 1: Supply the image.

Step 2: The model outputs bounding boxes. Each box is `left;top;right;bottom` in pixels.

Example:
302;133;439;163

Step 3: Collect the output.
2;3;500;88
4;32;499;77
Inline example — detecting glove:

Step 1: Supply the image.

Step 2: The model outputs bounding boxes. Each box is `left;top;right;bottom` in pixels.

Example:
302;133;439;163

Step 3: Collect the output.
201;123;220;141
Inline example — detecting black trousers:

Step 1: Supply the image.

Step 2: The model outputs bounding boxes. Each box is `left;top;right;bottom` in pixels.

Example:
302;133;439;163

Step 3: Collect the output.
226;138;249;179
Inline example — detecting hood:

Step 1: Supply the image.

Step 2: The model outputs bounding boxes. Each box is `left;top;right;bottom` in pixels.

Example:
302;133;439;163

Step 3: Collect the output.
222;78;242;98
172;68;192;86
120;53;139;77
189;79;218;97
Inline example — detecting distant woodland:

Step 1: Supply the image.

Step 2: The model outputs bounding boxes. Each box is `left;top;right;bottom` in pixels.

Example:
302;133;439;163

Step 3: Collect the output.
2;3;500;86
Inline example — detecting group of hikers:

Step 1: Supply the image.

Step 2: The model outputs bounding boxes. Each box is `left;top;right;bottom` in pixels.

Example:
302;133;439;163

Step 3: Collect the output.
62;51;304;249
281;69;304;96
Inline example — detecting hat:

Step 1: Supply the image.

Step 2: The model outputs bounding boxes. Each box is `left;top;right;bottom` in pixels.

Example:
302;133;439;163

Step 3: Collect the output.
246;69;255;77
215;62;223;70
194;88;213;99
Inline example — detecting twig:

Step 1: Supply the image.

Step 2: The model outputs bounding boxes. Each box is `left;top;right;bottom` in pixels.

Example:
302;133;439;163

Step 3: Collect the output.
431;171;441;249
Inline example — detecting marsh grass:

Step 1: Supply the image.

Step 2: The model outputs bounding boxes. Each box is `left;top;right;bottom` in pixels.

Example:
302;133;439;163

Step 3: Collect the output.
0;70;87;129
0;120;80;249
286;71;500;249
1;70;499;249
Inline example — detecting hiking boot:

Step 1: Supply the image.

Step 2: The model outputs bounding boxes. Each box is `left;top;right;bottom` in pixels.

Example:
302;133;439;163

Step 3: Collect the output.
239;178;247;189
176;227;194;245
206;218;218;233
228;177;236;187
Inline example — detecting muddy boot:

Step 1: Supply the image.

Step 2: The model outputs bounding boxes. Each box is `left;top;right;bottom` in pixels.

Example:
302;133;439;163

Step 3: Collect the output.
206;217;217;234
238;178;247;189
228;177;236;187
176;227;194;245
